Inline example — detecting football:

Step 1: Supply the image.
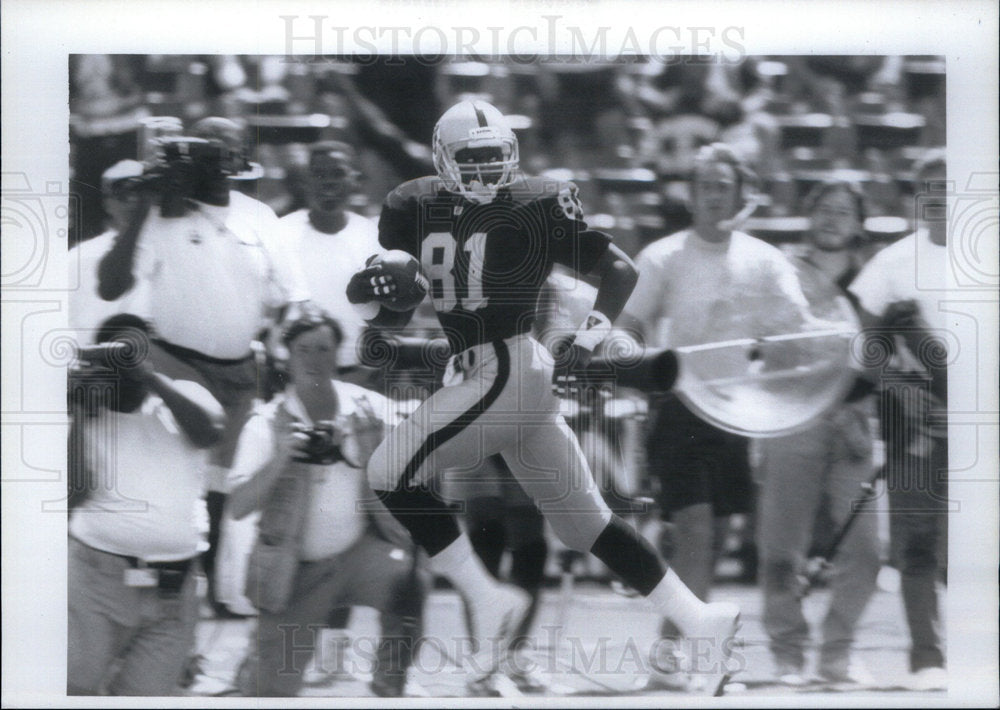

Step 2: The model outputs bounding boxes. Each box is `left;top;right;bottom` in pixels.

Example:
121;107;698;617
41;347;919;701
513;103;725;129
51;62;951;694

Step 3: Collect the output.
369;250;429;312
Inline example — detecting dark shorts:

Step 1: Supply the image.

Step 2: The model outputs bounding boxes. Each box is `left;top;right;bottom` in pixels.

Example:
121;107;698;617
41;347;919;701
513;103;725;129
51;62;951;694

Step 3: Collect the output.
646;394;752;518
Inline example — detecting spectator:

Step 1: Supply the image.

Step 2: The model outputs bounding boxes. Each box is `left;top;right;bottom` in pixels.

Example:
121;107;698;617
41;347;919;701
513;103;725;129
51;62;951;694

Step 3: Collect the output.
755;179;880;687
96;116;310;614
227;311;427;698
69;160;145;342
617;143;809;691
277;141;385;375
67;314;225;695
849;148;949;692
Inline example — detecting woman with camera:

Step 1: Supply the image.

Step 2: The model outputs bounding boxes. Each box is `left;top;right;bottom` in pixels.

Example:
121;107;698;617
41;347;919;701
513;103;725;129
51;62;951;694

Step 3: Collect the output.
226;310;427;698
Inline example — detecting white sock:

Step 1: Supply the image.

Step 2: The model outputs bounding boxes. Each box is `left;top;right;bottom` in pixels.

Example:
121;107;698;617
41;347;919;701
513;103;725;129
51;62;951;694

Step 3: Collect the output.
646;568;707;635
430;534;500;602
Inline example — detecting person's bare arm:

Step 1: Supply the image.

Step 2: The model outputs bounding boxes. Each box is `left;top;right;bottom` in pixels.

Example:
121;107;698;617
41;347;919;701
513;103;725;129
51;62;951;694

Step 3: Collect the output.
228;426;307;520
561;244;639;365
97;194;153;301
589;244;640;329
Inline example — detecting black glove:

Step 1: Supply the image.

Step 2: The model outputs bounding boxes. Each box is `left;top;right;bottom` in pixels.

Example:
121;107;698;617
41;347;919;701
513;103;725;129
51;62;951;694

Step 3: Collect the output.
551;339;595;397
346;264;398;305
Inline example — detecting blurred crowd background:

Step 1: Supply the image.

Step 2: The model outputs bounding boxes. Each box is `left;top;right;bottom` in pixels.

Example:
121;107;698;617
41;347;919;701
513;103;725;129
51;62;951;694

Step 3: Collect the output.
70;53;945;253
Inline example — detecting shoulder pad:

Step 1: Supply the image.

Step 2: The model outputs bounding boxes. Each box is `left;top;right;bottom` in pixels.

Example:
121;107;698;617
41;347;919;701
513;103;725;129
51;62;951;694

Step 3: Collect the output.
505;175;579;204
385;176;445;210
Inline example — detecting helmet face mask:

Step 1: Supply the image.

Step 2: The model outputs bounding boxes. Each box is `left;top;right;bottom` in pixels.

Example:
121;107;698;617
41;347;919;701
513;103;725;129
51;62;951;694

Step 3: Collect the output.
433;101;519;202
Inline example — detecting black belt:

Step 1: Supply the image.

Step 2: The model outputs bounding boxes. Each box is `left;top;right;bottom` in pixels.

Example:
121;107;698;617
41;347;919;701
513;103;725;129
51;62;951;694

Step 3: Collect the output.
74;537;195;572
125;556;194;573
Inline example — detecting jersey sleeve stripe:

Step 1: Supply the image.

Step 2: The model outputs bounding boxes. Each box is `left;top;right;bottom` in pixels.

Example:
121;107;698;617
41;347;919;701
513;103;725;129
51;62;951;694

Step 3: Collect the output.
399;339;511;487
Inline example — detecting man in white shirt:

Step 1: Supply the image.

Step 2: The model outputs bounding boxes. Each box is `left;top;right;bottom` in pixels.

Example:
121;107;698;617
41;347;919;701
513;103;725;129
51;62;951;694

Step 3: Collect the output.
617;143;808;691
67;314;225;695
279;142;382;371
96;117;309;613
849;148;950;692
227;311;426;698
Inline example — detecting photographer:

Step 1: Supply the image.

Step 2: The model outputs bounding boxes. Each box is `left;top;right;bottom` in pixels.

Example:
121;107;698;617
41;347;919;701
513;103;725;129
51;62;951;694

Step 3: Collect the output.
96;116;309;613
67;314;225;695
227;311;427;698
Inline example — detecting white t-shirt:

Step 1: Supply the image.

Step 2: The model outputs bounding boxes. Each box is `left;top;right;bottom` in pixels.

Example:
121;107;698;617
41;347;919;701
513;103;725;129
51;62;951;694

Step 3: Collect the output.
625;229;808;349
69;231;146;343
69;381;213;561
228;380;389;560
131;192;302;359
279;210;382;366
849;229;950;331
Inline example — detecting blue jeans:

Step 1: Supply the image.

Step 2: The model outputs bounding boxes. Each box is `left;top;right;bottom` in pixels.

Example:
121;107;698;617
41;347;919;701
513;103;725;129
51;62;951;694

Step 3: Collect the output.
887;435;948;672
756;401;880;674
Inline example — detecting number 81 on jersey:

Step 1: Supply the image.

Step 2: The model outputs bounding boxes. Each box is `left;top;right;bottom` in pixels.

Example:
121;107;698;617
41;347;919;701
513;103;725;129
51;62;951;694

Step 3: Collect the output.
421;231;489;312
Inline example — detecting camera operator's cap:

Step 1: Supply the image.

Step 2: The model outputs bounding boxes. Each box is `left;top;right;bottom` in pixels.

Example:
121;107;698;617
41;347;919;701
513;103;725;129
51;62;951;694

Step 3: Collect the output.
100;160;144;194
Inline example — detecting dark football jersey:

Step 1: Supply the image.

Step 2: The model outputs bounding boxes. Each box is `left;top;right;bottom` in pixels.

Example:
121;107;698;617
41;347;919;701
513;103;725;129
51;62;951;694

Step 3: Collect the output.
379;175;611;353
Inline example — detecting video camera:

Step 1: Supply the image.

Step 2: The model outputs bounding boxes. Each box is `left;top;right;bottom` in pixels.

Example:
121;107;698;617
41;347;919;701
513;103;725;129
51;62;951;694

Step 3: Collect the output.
122;116;252;216
67;343;139;415
119;136;230;216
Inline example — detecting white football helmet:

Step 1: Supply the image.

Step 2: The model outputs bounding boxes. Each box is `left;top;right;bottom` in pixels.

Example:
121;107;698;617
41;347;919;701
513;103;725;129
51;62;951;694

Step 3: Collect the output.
432;100;519;202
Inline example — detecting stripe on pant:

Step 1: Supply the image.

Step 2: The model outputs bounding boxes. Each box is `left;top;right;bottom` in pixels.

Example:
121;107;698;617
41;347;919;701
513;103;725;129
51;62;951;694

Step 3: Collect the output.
400;340;511;487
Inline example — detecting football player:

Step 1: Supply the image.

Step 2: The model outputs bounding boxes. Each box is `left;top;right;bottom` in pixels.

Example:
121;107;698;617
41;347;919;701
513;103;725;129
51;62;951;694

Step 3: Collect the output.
348;100;741;696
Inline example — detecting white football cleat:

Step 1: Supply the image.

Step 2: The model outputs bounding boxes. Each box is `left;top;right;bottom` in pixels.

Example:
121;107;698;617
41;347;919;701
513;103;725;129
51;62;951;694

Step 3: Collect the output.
642;641;693;692
683;601;742;696
464;584;530;688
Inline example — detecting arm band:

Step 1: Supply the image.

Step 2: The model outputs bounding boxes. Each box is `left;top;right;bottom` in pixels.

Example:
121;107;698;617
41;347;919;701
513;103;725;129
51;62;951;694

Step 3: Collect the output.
573;310;612;352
